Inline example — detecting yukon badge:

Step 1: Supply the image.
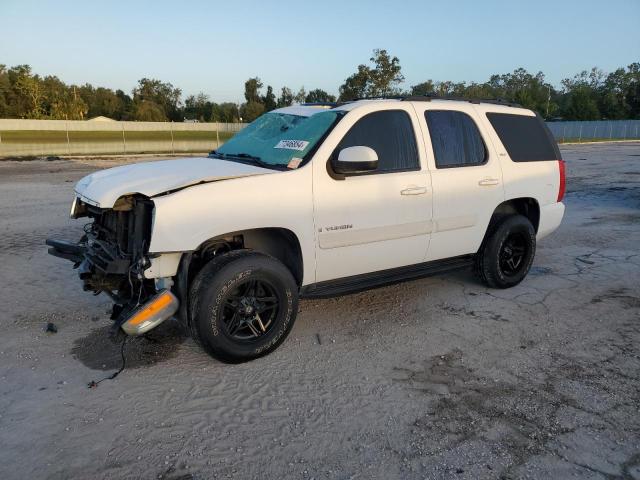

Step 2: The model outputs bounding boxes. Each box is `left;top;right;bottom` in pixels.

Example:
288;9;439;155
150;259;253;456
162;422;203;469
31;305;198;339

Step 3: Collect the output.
318;224;353;233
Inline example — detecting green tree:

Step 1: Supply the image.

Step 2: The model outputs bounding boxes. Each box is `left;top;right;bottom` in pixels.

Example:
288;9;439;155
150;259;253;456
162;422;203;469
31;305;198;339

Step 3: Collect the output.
433;80;461;96
0;65;10;117
184;92;213;121
12;65;45;118
599;68;629;119
115;89;133;120
79;84;127;119
46;82;87;120
624;62;640;119
211;102;239;122
277;87;294;107
239;77;266;121
460;81;494;99
483;68;556;117
628;81;640;119
338;49;404;100
368;49;404;97
244;77;263;104
561;87;600;120
263;86;277;111
133;100;167;121
338;64;372;101
294;87;306;104
132;78;182;121
240;101;264;122
559;68;603;120
597;63;640;119
410;81;435;96
305;88;336;103
39;76;85;119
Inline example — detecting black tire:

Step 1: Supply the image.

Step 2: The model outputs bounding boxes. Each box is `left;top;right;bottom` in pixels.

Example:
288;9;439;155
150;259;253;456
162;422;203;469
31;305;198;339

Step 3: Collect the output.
475;214;536;289
189;250;299;363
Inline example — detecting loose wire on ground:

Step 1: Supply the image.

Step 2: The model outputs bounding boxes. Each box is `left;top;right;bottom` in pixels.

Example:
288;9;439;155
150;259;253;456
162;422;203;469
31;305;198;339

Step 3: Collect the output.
88;336;127;389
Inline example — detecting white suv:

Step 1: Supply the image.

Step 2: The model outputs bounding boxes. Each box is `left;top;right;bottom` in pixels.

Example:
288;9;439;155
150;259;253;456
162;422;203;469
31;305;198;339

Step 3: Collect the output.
47;97;566;362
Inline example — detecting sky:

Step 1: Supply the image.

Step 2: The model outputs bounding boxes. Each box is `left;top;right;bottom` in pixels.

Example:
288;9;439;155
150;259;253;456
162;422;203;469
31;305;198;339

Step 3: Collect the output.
1;0;639;103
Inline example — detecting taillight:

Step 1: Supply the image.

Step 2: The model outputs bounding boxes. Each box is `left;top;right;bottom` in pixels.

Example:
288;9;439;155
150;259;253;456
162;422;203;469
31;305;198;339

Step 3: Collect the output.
557;160;566;202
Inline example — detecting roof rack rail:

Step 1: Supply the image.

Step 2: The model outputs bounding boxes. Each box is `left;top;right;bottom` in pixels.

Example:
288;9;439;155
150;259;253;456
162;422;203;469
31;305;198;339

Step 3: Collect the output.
347;95;405;102
338;95;522;108
401;94;521;108
300;102;338;107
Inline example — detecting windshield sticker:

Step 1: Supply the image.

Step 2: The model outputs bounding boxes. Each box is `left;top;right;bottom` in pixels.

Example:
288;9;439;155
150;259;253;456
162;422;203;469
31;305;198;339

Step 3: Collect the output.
287;157;303;169
274;140;309;151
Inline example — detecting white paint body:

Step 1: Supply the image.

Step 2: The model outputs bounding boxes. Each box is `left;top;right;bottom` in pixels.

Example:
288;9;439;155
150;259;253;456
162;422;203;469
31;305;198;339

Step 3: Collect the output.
73;100;565;286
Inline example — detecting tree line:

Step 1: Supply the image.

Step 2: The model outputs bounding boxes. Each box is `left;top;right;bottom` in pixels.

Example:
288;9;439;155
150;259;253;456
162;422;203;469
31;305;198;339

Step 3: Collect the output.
339;49;640;121
1;51;638;123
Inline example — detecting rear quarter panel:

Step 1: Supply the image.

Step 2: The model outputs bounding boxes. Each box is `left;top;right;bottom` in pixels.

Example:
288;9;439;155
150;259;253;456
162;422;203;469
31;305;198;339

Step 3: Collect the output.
473;104;561;208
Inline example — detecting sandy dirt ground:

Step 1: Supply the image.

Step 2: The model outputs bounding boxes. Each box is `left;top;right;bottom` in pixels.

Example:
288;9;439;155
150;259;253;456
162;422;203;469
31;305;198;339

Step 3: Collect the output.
0;144;639;480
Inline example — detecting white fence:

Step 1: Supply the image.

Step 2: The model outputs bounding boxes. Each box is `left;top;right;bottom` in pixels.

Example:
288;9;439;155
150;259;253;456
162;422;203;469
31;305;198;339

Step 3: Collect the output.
0;119;247;157
546;120;640;142
3;118;639;158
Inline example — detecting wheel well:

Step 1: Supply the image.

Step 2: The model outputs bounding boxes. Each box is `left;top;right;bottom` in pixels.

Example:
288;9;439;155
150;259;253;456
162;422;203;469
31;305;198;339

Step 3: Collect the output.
492;198;540;232
189;228;304;286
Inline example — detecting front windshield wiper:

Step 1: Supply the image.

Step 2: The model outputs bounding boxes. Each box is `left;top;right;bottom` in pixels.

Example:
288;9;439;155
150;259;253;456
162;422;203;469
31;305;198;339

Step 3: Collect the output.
210;151;285;170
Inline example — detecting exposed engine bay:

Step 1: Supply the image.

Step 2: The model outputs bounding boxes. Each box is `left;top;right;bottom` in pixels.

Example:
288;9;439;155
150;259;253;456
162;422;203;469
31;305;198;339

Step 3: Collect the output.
47;195;159;326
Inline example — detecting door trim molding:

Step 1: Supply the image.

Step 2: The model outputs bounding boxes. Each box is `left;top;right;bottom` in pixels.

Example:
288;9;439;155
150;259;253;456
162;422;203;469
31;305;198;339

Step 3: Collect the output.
434;215;477;233
318;220;433;249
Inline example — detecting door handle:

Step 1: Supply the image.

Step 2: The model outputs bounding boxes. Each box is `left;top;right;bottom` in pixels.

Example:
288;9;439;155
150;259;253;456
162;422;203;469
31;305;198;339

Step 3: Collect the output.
478;178;500;186
400;186;427;195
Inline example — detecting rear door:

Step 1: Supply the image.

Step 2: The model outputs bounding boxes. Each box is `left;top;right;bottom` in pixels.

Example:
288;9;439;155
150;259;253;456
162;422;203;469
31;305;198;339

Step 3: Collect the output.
413;102;504;261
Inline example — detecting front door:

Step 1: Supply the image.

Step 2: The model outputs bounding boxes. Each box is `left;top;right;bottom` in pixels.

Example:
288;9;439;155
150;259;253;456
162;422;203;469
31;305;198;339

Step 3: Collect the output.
312;104;432;283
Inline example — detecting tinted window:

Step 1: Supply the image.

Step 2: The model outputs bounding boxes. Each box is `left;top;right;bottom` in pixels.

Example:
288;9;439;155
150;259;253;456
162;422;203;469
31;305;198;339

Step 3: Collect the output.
336;110;419;173
486;112;560;162
425;110;486;168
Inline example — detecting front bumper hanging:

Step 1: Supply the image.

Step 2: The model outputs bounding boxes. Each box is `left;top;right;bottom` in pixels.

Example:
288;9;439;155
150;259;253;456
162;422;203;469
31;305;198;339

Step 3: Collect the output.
46;238;179;336
46;239;86;264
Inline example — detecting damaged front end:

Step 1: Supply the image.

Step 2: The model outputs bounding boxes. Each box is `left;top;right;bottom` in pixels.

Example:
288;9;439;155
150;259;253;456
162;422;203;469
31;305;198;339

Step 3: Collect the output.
46;194;178;335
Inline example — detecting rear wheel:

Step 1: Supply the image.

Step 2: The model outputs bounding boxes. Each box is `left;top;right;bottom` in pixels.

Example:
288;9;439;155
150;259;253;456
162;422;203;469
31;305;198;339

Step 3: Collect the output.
475;215;536;289
189;250;298;363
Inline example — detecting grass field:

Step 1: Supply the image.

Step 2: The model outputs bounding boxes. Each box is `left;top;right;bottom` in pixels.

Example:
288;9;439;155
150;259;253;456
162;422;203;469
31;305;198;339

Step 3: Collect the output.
0;130;235;144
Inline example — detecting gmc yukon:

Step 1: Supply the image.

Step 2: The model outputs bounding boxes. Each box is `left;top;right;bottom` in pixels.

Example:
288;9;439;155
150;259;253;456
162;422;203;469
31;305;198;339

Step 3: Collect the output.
47;97;565;362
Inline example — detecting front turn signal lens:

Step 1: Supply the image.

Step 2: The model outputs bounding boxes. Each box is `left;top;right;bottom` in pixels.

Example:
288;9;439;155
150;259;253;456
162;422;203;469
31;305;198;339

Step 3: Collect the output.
121;290;179;336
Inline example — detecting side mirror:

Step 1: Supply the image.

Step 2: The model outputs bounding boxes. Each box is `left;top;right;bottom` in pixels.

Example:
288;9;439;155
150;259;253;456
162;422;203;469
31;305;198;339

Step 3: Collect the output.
333;146;379;174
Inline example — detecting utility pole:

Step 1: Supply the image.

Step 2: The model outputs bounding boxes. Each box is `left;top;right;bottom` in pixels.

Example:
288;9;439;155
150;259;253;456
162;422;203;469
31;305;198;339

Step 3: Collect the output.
122;123;126;154
170;121;174;155
65;115;70;155
546;84;551;118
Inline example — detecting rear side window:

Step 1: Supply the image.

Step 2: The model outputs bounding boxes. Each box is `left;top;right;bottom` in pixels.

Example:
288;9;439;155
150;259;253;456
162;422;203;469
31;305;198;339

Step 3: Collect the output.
486;112;559;162
336;110;419;173
425;110;486;168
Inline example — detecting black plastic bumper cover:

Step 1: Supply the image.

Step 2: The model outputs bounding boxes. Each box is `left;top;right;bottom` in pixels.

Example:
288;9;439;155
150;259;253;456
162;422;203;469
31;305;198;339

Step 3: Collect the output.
46;239;86;264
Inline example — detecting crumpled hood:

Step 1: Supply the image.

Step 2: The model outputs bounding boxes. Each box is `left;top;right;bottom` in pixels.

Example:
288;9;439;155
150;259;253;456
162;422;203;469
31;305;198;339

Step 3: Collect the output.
75;157;275;207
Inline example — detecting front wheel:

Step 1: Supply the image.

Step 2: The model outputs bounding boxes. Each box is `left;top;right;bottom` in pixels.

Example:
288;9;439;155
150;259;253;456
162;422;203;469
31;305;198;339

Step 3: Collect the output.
475;215;536;289
189;250;299;363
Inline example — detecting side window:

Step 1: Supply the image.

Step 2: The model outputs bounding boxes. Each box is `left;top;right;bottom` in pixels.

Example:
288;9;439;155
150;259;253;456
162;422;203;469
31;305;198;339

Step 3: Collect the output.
335;110;419;173
425;110;486;168
486;112;559;162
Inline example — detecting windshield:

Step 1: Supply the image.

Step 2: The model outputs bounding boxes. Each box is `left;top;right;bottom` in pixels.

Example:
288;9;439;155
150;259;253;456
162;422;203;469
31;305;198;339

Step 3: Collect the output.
214;110;341;168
